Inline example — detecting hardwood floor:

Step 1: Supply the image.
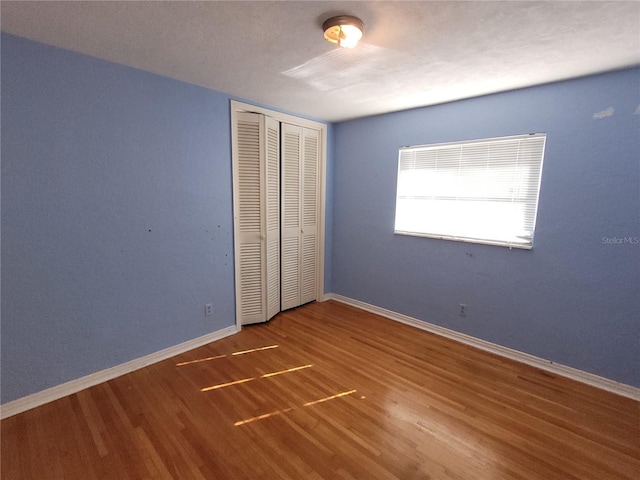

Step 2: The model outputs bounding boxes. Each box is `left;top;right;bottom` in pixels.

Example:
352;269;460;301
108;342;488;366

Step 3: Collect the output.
2;300;639;479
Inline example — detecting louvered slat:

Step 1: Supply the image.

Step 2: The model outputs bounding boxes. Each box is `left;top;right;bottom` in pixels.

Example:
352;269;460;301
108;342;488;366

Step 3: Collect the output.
281;237;300;305
239;244;263;316
237;121;261;233
303;133;318;227
301;234;317;303
266;239;279;314
282;130;300;230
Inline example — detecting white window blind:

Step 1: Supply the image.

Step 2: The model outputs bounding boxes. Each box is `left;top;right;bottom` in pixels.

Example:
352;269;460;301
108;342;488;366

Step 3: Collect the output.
394;133;546;249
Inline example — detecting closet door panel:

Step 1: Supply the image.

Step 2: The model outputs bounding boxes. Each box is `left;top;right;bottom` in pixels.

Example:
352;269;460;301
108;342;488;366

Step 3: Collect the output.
281;124;319;310
265;117;280;320
236;113;266;324
281;124;302;310
301;128;319;304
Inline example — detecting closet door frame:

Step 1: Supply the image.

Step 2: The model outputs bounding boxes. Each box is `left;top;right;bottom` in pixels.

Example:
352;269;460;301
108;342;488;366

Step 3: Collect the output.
230;100;328;331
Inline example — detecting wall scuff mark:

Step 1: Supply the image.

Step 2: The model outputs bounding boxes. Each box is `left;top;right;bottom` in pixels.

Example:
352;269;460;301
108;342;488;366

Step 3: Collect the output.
593;106;614;119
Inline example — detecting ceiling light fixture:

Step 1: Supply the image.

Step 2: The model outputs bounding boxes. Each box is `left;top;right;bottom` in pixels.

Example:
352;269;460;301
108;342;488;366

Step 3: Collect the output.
322;15;364;48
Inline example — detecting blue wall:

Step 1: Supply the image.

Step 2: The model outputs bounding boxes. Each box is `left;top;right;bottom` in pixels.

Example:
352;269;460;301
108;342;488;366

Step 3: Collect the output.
1;34;237;403
0;34;332;404
332;68;640;387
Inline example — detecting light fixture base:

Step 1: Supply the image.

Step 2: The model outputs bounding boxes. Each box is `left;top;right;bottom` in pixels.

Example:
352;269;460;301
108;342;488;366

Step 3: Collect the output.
322;15;364;48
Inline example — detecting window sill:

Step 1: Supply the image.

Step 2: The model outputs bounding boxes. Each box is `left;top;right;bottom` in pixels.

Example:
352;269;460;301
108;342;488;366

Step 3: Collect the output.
394;230;533;250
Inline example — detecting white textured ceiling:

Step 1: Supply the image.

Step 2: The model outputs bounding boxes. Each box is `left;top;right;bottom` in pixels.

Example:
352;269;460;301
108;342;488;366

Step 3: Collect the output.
2;1;639;122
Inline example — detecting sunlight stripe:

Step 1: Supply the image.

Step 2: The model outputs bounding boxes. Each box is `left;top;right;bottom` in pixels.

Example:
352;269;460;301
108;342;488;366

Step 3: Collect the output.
303;390;357;407
201;377;255;392
231;345;279;356
176;354;226;366
261;364;313;378
234;408;294;426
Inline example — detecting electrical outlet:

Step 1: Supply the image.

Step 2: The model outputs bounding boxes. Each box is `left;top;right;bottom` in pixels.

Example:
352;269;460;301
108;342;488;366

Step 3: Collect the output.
459;304;467;317
205;303;213;316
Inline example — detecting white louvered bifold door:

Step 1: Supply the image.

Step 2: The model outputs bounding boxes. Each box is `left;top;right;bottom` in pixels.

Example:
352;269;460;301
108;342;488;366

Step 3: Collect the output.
264;116;280;320
235;112;280;325
281;124;302;310
300;127;319;304
236;112;265;324
281;124;320;310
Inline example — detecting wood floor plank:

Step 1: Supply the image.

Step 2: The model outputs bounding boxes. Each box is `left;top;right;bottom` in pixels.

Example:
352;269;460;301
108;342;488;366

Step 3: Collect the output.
2;300;638;479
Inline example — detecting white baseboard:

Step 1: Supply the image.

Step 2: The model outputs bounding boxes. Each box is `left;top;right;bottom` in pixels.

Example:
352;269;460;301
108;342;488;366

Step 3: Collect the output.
4;298;637;419
328;294;640;401
1;325;238;419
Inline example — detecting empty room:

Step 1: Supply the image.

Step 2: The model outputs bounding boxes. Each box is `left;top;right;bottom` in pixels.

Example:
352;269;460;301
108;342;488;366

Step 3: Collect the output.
1;1;639;479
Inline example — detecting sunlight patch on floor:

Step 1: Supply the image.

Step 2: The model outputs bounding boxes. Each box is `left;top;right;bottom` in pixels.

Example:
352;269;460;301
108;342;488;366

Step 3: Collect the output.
201;365;313;392
232;345;279;356
234;408;295;426
303;390;358;407
176;345;279;366
234;390;358;427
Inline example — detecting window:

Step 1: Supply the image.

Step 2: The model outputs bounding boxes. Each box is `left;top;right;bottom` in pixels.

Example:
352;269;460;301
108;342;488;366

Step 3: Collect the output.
394;133;546;249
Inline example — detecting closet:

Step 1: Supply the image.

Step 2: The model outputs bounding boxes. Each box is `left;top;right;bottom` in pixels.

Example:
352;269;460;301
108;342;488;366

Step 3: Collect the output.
232;104;323;326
